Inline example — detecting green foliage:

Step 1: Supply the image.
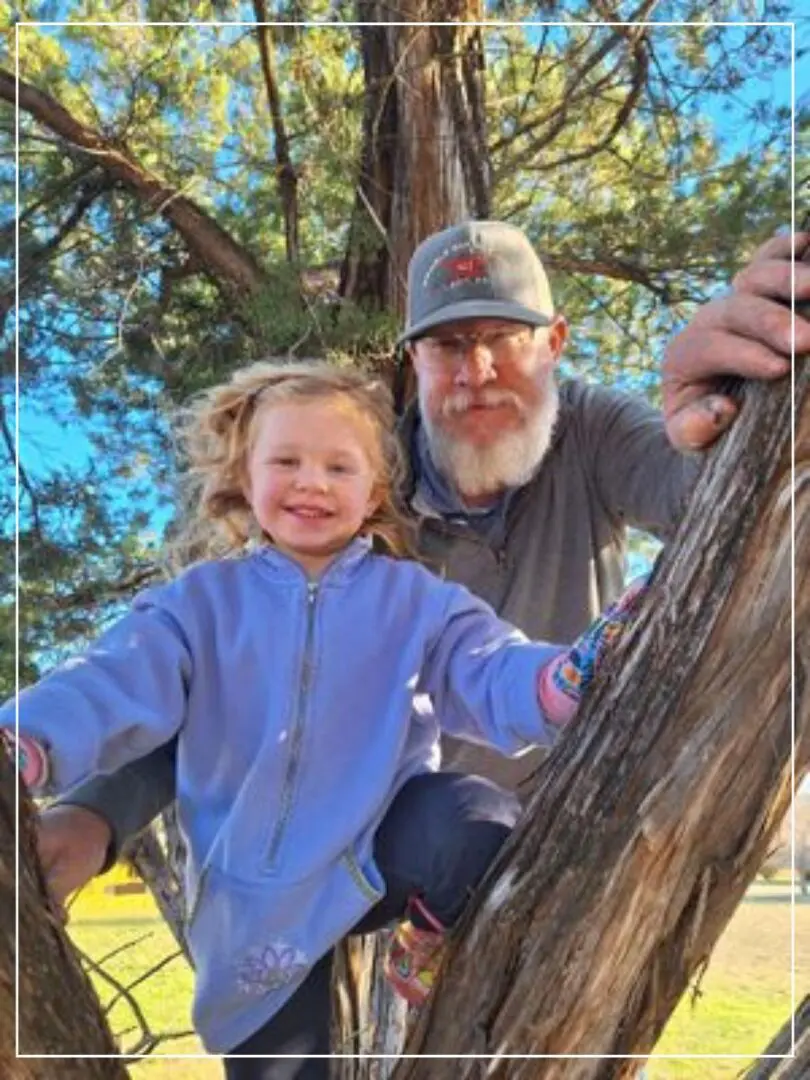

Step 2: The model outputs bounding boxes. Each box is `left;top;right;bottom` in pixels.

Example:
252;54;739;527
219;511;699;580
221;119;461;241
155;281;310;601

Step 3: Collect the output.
1;2;804;689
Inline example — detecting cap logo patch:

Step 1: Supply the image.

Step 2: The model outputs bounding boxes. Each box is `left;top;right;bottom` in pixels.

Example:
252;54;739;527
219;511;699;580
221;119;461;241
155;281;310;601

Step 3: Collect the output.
424;245;492;292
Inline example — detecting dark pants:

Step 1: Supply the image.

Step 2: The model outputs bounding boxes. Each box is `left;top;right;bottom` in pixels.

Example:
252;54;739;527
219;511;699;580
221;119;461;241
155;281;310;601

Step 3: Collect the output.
223;771;519;1080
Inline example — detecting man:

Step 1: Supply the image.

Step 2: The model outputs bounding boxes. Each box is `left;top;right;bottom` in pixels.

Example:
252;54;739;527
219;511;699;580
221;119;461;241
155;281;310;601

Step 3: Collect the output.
36;220;809;902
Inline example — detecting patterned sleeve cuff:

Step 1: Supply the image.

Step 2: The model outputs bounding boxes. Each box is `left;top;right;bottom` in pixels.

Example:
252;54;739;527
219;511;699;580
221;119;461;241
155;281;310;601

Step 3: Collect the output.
2;731;51;792
537;655;580;727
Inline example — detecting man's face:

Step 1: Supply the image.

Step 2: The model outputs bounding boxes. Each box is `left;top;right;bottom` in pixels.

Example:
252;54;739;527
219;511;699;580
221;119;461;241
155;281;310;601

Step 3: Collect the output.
410;316;568;500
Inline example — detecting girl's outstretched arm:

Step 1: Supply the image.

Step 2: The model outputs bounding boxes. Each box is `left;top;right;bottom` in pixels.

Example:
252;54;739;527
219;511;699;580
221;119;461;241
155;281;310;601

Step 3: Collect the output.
1;592;192;797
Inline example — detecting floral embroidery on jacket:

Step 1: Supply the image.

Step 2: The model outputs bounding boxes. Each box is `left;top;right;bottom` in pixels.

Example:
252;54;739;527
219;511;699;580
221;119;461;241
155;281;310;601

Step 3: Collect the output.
236;940;309;995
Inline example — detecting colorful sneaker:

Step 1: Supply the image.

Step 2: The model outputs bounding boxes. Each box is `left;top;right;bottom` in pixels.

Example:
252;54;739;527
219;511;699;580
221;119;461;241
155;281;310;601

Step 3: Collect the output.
384;895;445;1006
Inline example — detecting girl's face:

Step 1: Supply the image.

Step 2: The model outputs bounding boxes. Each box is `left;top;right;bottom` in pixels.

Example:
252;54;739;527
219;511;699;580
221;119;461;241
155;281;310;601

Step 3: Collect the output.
245;396;381;576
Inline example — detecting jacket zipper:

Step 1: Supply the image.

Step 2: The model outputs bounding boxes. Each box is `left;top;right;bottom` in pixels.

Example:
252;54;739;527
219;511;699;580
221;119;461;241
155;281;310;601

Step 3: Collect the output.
267;580;318;867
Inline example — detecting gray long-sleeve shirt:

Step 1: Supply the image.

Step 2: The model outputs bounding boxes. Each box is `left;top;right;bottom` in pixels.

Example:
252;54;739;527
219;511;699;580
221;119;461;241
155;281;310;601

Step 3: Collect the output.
63;377;701;838
409;378;700;789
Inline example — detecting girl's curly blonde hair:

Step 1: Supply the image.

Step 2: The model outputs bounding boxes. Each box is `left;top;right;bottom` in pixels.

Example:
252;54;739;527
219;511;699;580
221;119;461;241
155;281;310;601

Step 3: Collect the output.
170;359;416;566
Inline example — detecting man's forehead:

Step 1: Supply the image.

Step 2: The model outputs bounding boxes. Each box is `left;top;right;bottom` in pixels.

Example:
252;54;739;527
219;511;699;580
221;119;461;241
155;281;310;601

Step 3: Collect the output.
426;316;532;336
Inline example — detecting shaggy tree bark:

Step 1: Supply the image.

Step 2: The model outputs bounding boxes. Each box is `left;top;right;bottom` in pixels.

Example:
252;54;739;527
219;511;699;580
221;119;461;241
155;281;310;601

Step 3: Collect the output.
339;1;487;317
389;366;808;1075
0;749;129;1078
124;819;188;962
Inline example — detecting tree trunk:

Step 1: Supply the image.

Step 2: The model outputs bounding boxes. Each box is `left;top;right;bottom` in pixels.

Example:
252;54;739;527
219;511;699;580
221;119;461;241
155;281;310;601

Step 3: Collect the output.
124;814;189;963
744;995;810;1079
340;1;488;316
0;749;129;1077
390;365;809;1074
384;1;484;317
334;6;489;1070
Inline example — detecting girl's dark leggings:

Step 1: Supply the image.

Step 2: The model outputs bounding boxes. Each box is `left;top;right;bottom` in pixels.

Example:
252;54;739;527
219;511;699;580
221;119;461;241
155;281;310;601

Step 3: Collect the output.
223;770;519;1080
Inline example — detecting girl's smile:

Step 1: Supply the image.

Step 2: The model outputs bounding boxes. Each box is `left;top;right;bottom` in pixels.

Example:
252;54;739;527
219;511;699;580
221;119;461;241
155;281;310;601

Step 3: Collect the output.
246;397;380;576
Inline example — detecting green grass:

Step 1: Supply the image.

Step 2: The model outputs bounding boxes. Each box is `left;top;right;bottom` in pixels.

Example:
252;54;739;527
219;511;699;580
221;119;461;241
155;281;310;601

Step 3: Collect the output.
647;887;809;1079
68;918;219;1077
67;886;810;1079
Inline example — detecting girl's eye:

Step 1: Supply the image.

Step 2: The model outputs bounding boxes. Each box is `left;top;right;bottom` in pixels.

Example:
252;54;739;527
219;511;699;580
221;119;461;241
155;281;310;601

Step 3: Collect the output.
272;457;298;467
328;463;351;474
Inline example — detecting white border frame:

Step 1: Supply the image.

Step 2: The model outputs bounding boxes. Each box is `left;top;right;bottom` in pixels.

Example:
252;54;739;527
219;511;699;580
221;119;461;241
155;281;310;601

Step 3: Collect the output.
12;12;799;1067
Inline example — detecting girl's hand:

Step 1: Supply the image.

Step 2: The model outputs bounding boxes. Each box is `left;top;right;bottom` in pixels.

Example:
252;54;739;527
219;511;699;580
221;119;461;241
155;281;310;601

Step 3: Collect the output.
538;576;648;726
36;804;113;911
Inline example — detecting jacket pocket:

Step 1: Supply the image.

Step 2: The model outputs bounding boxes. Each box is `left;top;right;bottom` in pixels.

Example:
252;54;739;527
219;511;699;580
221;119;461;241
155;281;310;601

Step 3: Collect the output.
341;847;384;905
185;856;384;1053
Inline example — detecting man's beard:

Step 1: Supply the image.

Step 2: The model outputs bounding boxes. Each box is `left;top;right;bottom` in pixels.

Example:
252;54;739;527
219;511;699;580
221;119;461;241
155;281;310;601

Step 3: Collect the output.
420;370;560;500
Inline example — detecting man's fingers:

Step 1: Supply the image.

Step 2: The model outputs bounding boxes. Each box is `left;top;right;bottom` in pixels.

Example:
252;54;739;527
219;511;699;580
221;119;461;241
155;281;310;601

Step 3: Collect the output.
665;395;739;452
732;256;810;304
747;230;810;262
660;229;810;454
664;326;792;401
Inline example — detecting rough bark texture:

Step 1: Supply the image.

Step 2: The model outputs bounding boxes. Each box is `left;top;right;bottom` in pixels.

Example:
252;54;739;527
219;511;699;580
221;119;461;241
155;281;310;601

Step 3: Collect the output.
333;932;408;1080
389;365;808;1075
339;1;487;317
0;749;129;1077
384;1;481;317
125;819;188;962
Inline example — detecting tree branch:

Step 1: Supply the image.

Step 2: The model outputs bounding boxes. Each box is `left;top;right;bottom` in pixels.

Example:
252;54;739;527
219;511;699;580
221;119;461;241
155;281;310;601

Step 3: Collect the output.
253;1;300;264
0;68;267;298
0;395;43;539
744;996;810;1079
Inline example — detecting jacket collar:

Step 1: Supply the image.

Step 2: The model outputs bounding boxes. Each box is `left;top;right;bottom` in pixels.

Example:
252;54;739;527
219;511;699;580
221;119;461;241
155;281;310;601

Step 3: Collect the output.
252;536;373;586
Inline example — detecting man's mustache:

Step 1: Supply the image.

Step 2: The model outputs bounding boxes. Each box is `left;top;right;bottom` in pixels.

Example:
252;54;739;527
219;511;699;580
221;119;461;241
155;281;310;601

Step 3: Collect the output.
441;388;526;418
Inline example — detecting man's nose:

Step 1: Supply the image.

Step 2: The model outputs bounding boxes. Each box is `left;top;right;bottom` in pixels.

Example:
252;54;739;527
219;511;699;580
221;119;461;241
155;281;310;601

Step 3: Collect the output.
455;346;497;387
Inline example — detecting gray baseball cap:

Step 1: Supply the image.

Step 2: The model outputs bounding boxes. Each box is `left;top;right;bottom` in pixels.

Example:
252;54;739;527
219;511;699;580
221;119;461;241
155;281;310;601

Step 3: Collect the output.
397;220;555;346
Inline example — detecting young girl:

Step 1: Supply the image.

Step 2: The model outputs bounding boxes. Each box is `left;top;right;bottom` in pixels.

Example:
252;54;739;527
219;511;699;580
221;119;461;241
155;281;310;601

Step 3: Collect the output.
3;361;642;1078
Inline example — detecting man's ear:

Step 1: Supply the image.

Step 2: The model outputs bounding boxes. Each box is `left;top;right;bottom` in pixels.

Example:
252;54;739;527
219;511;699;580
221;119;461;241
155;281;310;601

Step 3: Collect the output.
547;315;569;365
393;344;418;413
